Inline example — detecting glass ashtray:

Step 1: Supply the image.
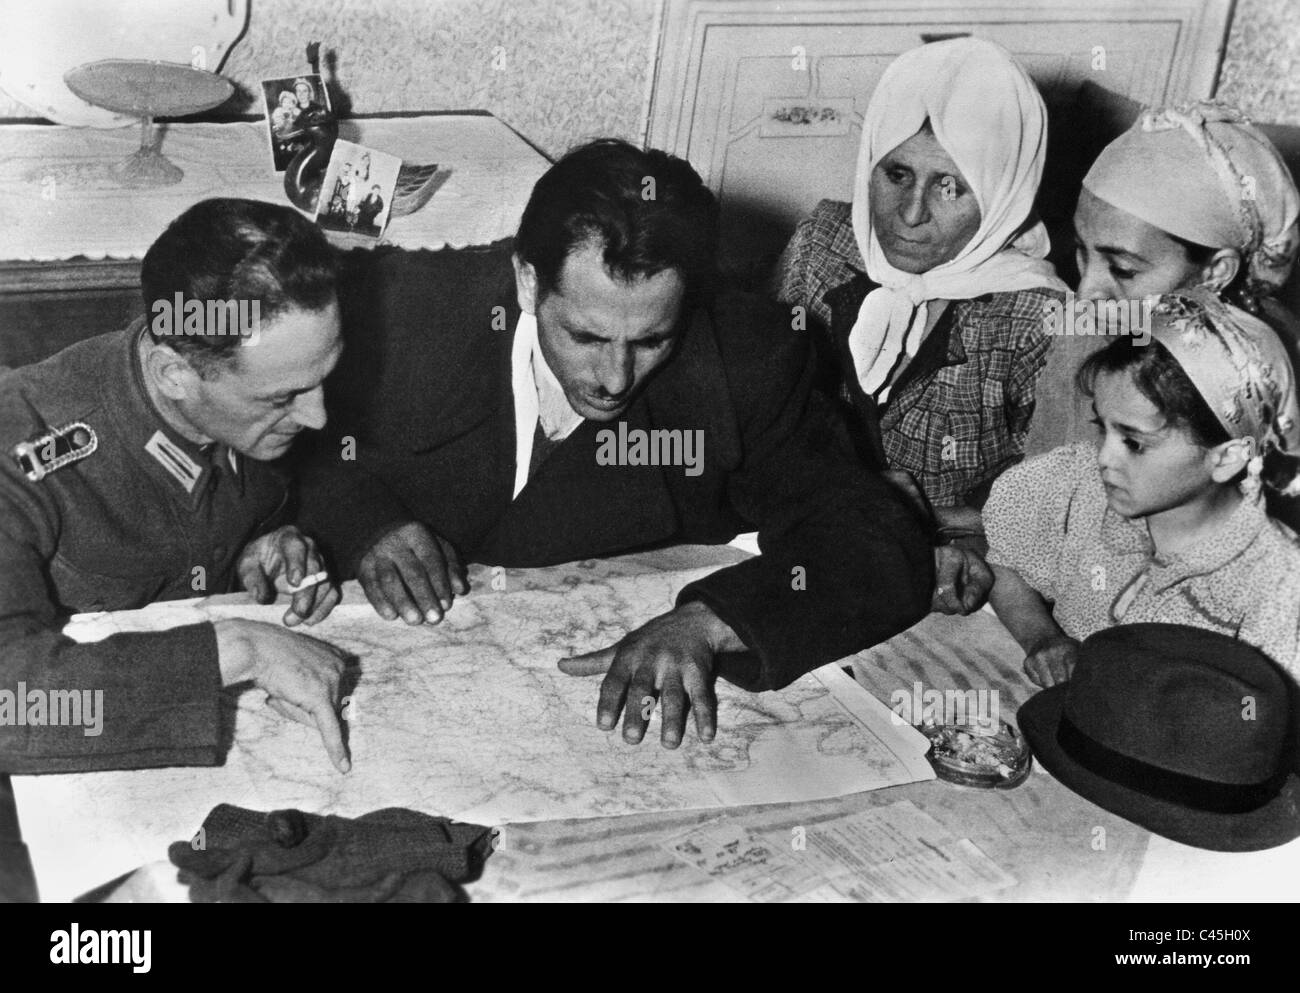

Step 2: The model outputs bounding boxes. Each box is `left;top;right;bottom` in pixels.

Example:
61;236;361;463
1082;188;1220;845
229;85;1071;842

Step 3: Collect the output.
919;717;1032;789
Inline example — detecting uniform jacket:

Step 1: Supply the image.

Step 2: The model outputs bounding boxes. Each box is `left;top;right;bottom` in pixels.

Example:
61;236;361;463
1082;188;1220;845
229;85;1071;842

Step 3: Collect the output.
297;245;934;692
0;325;289;773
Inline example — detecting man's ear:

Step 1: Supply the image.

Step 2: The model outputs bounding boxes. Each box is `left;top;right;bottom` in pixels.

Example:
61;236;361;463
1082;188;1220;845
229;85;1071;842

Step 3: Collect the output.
142;341;203;402
1209;436;1253;484
512;254;538;316
1200;248;1242;296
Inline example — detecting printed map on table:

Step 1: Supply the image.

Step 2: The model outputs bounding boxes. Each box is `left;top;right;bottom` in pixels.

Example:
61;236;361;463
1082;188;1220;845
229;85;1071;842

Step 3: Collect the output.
15;566;933;901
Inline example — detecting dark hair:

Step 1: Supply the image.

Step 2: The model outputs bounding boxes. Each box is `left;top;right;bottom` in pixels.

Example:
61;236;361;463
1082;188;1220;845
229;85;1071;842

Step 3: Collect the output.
514;138;718;302
1169;234;1260;315
1076;335;1230;448
141;198;337;371
1079;316;1300;494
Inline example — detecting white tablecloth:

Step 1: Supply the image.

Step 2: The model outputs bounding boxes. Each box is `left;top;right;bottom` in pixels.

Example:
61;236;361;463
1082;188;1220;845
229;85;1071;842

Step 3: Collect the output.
0;115;549;260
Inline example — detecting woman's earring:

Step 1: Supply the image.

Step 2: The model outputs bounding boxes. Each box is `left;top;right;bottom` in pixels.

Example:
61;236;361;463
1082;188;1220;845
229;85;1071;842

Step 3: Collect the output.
1241;453;1264;499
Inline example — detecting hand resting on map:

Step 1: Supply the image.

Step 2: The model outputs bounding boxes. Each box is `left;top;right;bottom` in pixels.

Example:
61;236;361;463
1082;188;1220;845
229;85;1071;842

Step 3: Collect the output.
558;600;746;749
351;519;746;750
354;521;470;625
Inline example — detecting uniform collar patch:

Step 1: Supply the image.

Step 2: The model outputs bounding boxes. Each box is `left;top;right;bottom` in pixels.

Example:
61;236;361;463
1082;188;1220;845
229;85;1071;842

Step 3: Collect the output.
144;430;202;493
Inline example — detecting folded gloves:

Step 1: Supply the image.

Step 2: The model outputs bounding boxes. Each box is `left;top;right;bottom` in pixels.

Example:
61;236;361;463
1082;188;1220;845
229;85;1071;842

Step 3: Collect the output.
168;804;493;903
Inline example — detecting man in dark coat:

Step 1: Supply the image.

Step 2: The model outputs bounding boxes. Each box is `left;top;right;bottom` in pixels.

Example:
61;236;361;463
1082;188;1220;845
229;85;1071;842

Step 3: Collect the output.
298;140;937;748
355;185;385;234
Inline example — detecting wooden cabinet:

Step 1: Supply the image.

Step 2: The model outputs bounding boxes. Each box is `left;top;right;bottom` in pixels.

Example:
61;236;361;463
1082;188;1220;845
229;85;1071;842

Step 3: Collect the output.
0;262;142;369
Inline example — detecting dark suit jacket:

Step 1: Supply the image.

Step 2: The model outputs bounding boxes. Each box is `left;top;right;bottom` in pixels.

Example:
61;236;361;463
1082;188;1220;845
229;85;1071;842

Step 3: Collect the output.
356;194;384;231
297;245;933;692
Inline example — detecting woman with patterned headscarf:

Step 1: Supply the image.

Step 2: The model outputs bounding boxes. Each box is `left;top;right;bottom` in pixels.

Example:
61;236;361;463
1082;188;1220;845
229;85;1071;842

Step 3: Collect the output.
1074;101;1299;332
774;37;1067;614
1028;102;1300;516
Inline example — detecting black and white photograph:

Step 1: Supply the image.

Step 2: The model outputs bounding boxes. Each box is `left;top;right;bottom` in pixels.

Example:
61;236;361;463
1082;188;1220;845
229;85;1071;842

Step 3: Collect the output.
313;140;400;239
259;71;333;171
0;0;1298;948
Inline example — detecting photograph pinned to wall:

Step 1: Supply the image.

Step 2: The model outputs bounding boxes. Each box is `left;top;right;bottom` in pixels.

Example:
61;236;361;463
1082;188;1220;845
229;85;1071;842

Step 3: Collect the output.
315;139;402;242
260;73;333;172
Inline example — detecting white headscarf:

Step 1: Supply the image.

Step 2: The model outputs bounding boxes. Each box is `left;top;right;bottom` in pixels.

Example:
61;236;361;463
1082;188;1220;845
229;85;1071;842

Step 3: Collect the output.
850;38;1066;401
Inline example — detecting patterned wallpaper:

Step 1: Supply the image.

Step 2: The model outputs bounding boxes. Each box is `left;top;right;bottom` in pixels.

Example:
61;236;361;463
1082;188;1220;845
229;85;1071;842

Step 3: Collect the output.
216;0;660;158
1;0;1296;143
1217;0;1300;125
0;0;661;158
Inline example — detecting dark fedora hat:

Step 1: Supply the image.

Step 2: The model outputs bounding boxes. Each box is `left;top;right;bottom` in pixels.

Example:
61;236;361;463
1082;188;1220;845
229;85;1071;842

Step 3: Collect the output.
1019;623;1300;852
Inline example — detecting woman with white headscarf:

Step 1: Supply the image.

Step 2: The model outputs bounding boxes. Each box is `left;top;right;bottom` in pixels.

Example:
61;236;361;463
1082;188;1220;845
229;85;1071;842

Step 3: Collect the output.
775;37;1066;611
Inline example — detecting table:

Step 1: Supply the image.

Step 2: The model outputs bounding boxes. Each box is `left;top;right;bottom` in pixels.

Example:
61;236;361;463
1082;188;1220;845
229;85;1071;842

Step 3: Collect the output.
467;561;1152;902
5;544;1297;902
468;555;1300;902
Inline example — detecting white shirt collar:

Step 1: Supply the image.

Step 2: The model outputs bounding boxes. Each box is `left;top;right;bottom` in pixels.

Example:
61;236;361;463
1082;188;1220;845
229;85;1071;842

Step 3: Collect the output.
510;313;583;499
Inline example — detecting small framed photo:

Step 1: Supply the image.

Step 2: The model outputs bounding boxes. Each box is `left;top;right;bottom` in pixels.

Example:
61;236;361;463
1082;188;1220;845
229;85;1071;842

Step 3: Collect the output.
260;73;333;172
315;140;402;241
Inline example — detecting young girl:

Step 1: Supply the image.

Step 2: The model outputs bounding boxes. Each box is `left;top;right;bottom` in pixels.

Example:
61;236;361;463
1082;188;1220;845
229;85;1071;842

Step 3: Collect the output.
986;288;1300;687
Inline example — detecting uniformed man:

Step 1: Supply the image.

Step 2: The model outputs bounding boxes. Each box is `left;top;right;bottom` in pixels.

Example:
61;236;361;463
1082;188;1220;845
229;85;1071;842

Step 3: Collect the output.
0;198;351;775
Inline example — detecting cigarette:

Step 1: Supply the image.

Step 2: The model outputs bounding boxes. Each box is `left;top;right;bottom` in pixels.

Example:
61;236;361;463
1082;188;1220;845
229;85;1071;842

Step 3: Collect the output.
284;570;330;594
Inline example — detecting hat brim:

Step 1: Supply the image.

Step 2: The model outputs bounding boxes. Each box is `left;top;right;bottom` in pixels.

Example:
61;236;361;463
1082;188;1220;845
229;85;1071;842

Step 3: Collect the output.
1019;687;1300;853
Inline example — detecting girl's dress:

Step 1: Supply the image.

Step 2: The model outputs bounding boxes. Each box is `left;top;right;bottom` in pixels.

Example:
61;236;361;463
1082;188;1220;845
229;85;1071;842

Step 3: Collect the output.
985;442;1300;679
